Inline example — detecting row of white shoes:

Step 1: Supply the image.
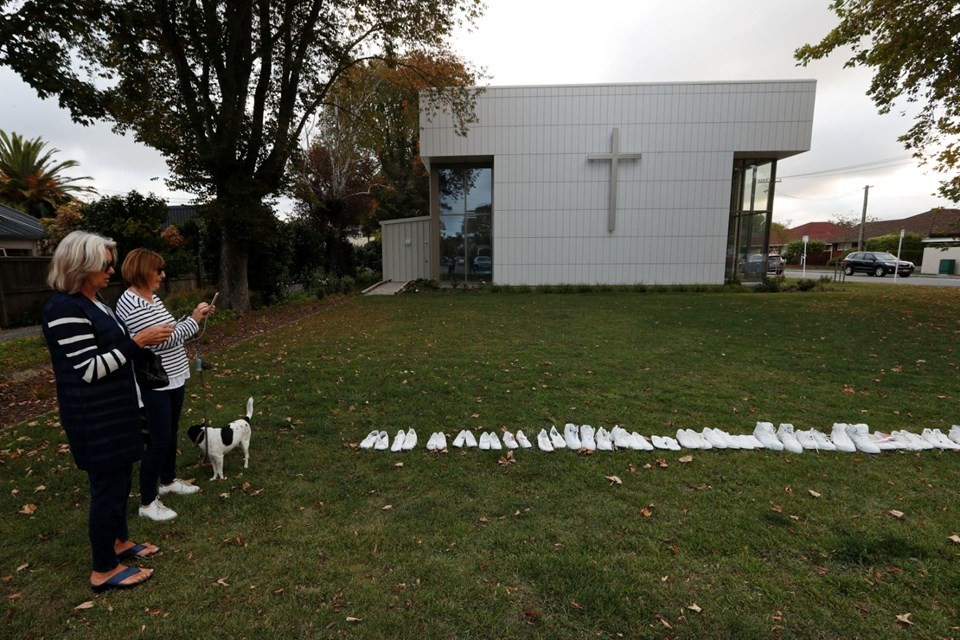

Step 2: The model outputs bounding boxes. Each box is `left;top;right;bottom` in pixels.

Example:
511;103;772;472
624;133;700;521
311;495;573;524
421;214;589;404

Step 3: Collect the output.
361;424;960;454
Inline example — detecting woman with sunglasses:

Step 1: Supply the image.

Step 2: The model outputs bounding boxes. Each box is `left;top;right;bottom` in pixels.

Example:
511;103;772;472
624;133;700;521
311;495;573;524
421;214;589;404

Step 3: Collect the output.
42;231;174;591
116;248;215;522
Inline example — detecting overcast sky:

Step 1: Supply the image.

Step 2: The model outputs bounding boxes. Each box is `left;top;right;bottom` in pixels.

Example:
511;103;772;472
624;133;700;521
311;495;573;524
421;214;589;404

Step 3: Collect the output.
1;0;953;228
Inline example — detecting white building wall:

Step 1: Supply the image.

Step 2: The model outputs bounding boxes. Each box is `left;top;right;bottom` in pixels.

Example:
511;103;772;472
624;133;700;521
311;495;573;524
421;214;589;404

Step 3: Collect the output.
421;81;816;285
921;246;960;275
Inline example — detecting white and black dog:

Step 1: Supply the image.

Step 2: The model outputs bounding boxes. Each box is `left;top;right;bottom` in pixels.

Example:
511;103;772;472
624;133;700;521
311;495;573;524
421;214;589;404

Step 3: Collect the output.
187;397;253;480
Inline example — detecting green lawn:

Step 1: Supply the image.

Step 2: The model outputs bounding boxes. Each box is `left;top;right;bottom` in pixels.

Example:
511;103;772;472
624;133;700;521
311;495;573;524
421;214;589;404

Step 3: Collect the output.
3;286;960;639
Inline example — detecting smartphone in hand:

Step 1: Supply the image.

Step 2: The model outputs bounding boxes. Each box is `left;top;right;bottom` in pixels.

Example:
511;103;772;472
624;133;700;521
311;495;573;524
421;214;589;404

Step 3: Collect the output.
210;292;219;307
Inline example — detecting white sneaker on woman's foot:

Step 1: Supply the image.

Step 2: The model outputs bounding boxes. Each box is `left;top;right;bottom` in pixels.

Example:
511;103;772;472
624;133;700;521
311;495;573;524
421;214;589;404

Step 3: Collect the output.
159;479;200;496
139;499;177;521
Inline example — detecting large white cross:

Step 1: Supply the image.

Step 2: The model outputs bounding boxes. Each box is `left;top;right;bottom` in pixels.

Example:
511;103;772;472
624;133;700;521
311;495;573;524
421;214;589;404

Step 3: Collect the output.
588;127;642;233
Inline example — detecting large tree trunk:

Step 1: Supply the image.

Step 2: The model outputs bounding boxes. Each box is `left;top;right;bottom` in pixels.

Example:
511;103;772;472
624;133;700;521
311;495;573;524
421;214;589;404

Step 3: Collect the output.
219;233;251;312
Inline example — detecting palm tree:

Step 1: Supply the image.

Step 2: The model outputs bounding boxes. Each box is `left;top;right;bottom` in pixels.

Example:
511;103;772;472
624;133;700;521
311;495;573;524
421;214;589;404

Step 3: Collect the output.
0;130;94;218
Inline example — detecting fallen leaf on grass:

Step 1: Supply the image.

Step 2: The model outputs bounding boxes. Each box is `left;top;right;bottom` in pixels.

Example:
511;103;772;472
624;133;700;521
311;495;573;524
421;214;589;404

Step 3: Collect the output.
640;506;653;518
215;577;229;587
656;459;668;468
687;603;702;613
74;601;94;610
606;475;622;485
18;504;36;515
895;612;913;626
948;534;960;544
842;385;855;394
808;490;821;498
394;462;403;468
678;455;693;463
659;618;672;629
346;616;363;623
34;485;46;492
382;504;393;511
16;563;28;572
888;510;904;519
784;486;793;495
771;504;783;513
569;601;583;610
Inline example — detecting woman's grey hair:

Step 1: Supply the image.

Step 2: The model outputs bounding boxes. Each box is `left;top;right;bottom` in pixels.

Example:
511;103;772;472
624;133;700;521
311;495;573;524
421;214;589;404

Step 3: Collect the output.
47;231;117;294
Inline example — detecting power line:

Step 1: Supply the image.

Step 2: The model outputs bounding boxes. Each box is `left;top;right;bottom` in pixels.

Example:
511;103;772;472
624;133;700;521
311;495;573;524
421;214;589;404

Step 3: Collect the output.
779;155;914;180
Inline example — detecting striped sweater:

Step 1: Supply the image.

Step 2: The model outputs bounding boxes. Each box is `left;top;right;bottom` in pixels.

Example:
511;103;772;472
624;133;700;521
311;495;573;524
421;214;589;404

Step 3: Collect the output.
42;292;144;472
115;290;199;389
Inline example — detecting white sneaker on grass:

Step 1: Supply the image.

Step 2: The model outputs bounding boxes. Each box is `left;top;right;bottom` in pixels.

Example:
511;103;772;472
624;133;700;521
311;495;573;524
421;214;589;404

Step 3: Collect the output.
949;425;960;445
502;431;518;449
809;429;836;451
753;422;784;451
434;432;447;450
360;430;379;449
563;423;581;449
159;479;200;496
793;430;818;450
464;430;478;447
489;432;502;450
846;425;880;454
611;426;633;449
580;425;596;451
452;430;467;448
374;431;389;451
777;424;804;454
139;499;177;521
549;426;566;449
403;428;417;450
537;429;554;452
595;428;614;451
390;430;406;452
478;432;491;450
631;432;654;451
515;430;532;448
702;428;728;449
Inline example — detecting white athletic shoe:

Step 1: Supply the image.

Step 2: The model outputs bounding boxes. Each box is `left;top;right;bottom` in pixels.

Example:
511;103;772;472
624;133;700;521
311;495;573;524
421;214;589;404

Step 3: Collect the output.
651;435;669;450
360;430;379;449
452;430;467;448
949;425;960;445
375;431;390;451
611;426;633;449
434;432;447;450
537;429;554;452
895;429;932;450
159;479;200;496
502;431;519;449
595;428;614;451
478;432;491;450
923;428;960;450
809;429;837;451
563;423;581;449
631;432;654;450
549;426;567;449
663;436;681;451
702;428;728;449
515;430;532;448
869;431;901;451
890;430;921;451
390;430;406;452
464;430;478;447
139;498;177;522
489;432;503;450
676;429;698;449
793;429;818;450
753;422;783;451
425;432;438;451
580;425;596;451
846;425;880;454
777;424;804;454
403;428;417;450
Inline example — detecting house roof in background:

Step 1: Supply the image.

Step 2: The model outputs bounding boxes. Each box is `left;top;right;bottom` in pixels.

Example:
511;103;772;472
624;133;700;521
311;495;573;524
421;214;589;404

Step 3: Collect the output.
789;208;960;243
0;204;44;240
785;221;844;242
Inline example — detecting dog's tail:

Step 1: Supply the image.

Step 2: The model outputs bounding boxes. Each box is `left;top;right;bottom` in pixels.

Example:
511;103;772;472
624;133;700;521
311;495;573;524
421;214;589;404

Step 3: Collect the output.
245;396;254;422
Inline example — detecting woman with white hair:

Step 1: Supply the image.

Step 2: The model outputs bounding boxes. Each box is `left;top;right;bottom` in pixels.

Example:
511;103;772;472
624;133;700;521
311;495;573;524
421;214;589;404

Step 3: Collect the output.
42;230;173;592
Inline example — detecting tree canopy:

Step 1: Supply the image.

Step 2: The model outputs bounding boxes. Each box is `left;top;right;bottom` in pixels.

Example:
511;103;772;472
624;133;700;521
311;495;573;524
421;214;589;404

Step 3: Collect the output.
796;0;960;202
0;0;484;309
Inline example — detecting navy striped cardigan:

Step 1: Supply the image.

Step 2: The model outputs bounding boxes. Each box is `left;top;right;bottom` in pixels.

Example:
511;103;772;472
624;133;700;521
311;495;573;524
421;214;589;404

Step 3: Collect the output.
42;292;144;472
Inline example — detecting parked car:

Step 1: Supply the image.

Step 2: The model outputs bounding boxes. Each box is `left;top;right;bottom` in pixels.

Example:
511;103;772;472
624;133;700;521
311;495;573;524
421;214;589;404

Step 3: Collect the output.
841;251;914;277
742;254;784;275
472;255;492;272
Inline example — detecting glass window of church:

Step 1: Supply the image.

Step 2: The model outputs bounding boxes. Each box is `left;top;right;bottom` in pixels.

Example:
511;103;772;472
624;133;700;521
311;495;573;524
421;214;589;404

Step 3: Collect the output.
439;166;492;282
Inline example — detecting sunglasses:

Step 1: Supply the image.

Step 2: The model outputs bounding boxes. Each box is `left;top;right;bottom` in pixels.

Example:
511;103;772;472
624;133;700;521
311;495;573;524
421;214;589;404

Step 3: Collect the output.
101;261;115;273
156;267;166;274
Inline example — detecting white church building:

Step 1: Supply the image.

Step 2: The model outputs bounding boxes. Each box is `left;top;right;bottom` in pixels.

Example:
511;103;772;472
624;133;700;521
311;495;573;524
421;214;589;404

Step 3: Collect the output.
380;80;816;285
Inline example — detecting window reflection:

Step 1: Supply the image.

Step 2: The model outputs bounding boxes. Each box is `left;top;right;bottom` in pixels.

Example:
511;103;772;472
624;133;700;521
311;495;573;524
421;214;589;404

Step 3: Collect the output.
439;166;492;282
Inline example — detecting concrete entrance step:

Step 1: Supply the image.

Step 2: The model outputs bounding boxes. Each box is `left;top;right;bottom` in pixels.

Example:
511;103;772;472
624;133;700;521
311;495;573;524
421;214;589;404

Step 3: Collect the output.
362;280;411;296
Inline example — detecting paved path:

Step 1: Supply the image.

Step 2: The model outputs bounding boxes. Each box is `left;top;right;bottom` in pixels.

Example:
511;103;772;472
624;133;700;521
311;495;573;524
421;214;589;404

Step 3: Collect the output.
0;324;41;344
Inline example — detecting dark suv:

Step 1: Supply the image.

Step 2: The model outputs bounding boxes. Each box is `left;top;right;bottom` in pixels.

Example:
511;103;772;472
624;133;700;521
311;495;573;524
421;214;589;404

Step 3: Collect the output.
841;251;914;277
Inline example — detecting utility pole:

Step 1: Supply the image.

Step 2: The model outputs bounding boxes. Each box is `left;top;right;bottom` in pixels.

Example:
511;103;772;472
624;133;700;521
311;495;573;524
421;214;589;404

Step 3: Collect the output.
857;185;872;252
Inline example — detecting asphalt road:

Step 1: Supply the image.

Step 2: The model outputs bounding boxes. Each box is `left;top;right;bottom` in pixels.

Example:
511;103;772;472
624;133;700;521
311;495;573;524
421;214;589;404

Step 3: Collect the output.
785;269;960;288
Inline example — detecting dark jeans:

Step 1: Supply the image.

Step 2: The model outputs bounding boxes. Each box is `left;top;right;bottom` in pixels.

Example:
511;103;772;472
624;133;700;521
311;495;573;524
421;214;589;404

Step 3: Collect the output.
139;385;186;506
87;464;132;572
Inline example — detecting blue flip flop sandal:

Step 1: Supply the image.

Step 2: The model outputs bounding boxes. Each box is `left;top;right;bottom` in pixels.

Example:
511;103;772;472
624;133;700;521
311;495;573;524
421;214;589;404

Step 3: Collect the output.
116;543;158;560
90;566;152;593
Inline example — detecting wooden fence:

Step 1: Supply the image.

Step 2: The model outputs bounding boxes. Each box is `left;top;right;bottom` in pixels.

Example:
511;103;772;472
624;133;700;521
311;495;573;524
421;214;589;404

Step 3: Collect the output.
0;257;201;329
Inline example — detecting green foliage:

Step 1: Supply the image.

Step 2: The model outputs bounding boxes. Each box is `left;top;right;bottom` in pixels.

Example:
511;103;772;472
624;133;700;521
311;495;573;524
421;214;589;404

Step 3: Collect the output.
0;130;93;218
796;0;960;201
784;239;827;263
78;191;168;260
866;231;924;265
